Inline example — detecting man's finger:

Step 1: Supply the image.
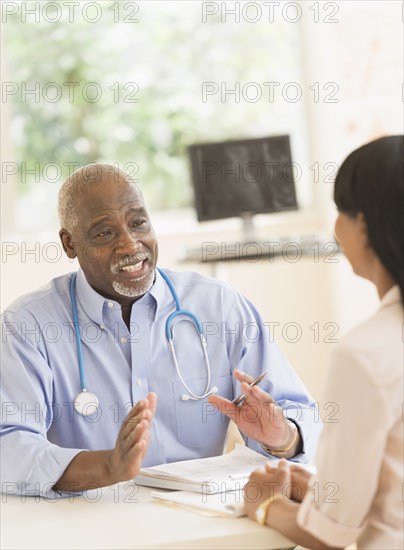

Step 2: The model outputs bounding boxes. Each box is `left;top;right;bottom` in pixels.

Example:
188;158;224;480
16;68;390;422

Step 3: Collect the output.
124;419;150;451
147;392;158;415
233;369;255;384
236;383;277;416
126;399;148;421
207;395;240;420
121;410;152;440
249;384;276;404
127;440;148;473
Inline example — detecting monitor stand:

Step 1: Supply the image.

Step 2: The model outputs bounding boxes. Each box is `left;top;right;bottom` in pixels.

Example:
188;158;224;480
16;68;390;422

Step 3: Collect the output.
240;212;256;243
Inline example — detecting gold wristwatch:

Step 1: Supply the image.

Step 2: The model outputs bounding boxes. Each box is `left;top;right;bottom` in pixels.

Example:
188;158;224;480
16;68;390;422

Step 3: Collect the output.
255;494;283;525
261;419;299;457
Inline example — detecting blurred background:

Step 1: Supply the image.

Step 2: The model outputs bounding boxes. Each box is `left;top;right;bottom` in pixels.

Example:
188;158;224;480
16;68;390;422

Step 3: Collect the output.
1;0;402;402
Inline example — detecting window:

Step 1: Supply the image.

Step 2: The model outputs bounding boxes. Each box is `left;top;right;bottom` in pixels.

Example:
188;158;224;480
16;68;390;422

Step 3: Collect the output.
4;1;309;232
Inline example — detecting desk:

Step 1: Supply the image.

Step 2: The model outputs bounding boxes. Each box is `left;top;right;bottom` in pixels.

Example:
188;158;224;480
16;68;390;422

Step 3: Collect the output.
1;484;294;550
179;235;338;278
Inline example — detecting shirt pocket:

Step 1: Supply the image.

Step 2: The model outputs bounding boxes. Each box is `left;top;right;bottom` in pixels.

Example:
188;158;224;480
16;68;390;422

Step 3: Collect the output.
172;374;233;448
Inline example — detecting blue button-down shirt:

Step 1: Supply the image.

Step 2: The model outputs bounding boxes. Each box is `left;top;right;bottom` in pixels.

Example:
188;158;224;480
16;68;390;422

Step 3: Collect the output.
1;268;320;497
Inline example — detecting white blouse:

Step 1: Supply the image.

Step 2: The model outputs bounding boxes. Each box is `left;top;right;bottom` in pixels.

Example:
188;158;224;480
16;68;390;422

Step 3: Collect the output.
297;285;403;549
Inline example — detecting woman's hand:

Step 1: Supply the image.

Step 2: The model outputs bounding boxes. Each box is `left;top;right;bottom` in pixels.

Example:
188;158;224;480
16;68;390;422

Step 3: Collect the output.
244;460;291;523
289;464;314;502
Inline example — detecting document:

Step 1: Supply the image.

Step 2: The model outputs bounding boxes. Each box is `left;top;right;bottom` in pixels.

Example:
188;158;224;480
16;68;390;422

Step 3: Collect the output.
151;489;246;517
134;444;271;493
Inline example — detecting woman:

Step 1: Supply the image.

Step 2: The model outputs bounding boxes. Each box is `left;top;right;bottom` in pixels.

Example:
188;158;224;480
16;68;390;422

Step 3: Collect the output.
244;136;404;549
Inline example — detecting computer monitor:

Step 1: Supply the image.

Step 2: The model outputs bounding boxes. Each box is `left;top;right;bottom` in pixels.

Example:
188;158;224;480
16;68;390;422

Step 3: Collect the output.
188;135;298;238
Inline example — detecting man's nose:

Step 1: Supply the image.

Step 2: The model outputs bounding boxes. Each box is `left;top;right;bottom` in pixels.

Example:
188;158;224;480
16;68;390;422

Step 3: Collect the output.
115;229;141;255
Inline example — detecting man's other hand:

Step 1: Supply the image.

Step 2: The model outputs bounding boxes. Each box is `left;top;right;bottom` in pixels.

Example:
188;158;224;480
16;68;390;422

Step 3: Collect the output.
208;370;301;457
107;392;157;481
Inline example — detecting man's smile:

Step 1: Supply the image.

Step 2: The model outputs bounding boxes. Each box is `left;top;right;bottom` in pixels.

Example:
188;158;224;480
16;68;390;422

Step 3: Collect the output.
116;260;149;280
111;252;153;281
119;261;144;273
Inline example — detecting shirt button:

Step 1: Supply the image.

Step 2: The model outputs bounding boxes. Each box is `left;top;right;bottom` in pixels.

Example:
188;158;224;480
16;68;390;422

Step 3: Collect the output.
107;301;114;308
120;336;127;344
99;324;105;330
136;378;142;386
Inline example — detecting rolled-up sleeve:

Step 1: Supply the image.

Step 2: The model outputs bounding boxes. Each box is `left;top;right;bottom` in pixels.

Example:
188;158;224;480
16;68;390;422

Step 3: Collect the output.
296;345;393;548
1;310;83;499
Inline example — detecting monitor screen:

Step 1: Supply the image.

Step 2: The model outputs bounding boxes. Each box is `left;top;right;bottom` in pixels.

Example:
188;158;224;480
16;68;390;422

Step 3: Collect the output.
188;135;298;222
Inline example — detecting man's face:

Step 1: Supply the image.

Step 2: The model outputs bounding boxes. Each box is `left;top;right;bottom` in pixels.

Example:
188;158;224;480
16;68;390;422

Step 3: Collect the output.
60;176;158;305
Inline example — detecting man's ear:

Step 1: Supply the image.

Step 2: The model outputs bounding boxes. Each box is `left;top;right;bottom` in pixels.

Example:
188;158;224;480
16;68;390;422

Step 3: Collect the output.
59;229;76;259
357;212;370;249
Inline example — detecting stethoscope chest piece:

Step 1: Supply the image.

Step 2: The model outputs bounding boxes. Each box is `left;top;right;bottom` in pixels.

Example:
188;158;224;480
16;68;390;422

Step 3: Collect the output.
70;273;100;416
74;391;99;417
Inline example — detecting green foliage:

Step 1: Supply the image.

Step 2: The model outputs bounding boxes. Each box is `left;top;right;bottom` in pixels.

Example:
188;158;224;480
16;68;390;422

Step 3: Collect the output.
5;1;302;221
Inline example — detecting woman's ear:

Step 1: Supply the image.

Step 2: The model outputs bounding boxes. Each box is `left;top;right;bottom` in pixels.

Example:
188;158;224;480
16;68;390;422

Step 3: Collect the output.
59;229;76;259
357;212;370;249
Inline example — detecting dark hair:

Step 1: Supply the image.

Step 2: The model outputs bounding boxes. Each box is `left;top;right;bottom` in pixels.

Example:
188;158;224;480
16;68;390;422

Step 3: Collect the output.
334;135;404;303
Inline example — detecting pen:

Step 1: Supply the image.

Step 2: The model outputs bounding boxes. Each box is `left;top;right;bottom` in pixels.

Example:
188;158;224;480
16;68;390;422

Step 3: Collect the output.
231;370;268;407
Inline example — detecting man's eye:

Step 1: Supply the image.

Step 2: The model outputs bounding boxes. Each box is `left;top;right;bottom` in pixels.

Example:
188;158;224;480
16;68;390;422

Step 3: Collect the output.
97;230;111;238
133;219;147;228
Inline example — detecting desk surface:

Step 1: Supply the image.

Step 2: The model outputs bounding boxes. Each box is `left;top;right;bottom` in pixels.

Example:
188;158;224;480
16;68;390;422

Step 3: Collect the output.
179;235;337;263
1;483;294;550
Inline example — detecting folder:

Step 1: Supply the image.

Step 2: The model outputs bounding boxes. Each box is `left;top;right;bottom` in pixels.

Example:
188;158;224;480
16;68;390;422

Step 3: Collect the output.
134;444;271;494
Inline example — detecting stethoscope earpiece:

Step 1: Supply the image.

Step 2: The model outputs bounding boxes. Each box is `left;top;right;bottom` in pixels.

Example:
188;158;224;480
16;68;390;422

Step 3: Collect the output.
181;386;218;402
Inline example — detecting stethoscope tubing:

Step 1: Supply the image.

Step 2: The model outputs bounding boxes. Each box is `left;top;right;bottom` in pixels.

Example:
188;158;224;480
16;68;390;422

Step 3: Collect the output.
157;268;215;400
70;272;87;392
70;268;216;406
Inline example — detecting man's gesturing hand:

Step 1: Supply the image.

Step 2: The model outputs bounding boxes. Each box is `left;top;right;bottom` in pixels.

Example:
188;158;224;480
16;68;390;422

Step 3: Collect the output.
208;370;301;457
108;392;157;482
54;392;158;492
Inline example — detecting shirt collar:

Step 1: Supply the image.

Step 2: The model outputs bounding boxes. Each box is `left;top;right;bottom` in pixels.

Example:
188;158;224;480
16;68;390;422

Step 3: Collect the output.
380;284;402;309
75;267;171;325
75;269;110;326
146;267;172;315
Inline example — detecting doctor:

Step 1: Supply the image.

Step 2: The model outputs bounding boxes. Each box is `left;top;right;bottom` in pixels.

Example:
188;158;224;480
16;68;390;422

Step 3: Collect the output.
1;164;320;498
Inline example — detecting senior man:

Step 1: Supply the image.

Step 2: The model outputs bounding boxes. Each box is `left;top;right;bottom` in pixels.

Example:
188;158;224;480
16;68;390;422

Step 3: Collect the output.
1;164;320;498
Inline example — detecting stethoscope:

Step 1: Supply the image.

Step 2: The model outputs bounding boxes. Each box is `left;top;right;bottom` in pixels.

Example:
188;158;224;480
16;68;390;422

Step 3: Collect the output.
70;268;218;416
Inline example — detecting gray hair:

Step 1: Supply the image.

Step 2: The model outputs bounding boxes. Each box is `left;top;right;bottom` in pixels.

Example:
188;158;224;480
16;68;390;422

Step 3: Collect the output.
58;163;136;234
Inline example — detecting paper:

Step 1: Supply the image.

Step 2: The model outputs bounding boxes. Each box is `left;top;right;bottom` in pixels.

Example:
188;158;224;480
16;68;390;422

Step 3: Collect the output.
134;444;270;493
151;489;246;518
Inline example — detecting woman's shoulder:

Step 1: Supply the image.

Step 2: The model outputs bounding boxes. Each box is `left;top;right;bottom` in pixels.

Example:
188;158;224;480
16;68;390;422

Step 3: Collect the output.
332;291;403;389
340;288;402;352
